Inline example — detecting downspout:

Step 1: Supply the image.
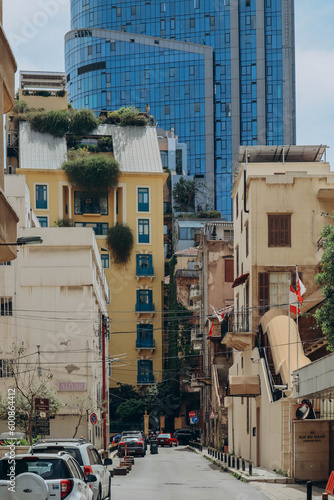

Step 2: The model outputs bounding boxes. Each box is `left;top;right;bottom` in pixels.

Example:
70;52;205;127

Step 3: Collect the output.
244;148;249;214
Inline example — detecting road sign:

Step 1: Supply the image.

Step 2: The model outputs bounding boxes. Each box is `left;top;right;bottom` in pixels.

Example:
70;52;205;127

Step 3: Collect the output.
209;411;215;420
189;411;196;418
35;398;49;411
190;416;199;424
90;412;98;425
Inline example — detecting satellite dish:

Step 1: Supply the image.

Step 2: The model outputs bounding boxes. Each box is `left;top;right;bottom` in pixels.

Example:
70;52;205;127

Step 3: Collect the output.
295;403;310;420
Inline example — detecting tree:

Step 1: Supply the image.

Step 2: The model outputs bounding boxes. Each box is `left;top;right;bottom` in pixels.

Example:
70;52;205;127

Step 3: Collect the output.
315;215;334;350
0;347;62;444
65;396;94;439
109;383;139;420
115;399;145;423
173;177;196;212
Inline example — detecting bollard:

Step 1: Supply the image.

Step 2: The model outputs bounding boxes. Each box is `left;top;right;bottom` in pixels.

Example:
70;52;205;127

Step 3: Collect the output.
236;456;240;469
228;454;231;467
232;455;235;468
307;482;312;500
322;493;328;500
249;461;252;476
224;453;227;464
242;458;245;471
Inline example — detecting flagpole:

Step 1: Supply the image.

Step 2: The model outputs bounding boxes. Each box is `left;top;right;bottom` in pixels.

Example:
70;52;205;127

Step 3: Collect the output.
288;277;291;390
296;266;299;371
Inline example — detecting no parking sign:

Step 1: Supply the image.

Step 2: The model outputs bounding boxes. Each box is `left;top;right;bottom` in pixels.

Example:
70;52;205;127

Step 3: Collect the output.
90;412;97;425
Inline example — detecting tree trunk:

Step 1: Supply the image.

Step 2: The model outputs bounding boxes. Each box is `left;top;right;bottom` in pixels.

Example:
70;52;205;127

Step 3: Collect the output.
73;414;83;439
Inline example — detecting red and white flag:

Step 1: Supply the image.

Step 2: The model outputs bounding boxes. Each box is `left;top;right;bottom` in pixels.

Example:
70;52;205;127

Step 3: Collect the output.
296;272;306;304
208;321;214;336
210;304;225;322
289;285;301;315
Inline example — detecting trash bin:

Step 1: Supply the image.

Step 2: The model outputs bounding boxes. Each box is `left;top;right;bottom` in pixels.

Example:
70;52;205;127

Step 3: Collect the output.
150;440;158;454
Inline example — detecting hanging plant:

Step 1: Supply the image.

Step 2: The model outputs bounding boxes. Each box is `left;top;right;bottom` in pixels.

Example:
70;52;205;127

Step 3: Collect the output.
28;109;70;137
106;223;134;265
62;151;120;192
69;108;99;136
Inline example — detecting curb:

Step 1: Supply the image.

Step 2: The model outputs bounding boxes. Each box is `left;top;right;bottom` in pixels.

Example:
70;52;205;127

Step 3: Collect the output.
188;446;295;485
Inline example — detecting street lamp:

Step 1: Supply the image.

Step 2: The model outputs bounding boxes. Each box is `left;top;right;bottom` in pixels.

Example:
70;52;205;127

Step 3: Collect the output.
0;236;43;246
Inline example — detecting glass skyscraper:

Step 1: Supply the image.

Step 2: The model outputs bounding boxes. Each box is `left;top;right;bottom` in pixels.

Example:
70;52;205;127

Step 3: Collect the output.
65;0;295;219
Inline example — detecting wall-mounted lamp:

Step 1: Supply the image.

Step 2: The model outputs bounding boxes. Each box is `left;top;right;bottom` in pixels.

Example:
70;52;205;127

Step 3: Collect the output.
0;236;43;246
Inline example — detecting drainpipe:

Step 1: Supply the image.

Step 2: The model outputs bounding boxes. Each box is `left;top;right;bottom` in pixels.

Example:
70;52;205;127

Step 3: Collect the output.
244;149;249;214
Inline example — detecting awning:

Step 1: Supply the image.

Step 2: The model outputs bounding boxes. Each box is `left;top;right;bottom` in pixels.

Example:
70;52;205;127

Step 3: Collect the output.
232;273;249;288
228;375;261;397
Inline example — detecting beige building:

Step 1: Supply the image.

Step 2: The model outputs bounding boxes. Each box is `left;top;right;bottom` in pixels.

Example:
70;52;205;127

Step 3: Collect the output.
0;0;18;262
226;145;334;478
0;175;108;448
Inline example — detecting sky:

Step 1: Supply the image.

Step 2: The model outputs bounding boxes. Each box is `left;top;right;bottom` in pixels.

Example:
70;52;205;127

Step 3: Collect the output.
3;0;334;166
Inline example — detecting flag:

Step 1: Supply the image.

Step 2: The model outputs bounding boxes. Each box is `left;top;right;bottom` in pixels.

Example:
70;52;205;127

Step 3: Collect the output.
289;285;301;315
209;321;214;336
296;272;306;304
210;304;225;322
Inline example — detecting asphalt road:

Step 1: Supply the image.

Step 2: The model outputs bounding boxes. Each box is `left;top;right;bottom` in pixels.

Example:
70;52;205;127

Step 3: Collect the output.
110;446;270;500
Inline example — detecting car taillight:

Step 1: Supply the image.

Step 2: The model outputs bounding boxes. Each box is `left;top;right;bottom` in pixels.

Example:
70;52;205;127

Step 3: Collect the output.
83;465;93;479
137;441;143;445
61;479;73;499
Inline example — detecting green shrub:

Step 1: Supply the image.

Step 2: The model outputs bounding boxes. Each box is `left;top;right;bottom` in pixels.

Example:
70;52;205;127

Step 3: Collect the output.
106;223;134;265
69;108;99;135
62;153;120;192
105;107;149;126
197;210;222;218
54;218;74;227
97;136;113;152
28;109;70;137
105;111;121;125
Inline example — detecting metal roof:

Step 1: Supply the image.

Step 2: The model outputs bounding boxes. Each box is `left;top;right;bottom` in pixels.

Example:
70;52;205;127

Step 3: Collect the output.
237;145;327;164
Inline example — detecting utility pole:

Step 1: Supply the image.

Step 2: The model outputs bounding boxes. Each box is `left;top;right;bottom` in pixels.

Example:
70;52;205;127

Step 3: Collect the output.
102;314;107;454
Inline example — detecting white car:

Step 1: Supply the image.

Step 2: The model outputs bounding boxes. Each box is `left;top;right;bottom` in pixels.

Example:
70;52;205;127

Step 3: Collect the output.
29;439;111;500
0;453;94;500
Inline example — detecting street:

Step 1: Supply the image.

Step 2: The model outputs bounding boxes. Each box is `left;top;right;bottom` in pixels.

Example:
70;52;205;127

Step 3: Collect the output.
111;446;269;500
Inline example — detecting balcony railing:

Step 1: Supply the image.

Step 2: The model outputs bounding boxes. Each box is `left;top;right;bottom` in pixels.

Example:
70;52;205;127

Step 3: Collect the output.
175;269;199;279
136;266;154;277
226;311;251;334
136;338;155;349
137;374;154;385
135;302;155;313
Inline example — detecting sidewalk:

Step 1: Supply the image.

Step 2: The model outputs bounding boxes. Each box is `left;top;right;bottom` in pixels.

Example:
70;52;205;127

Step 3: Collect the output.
191;446;333;500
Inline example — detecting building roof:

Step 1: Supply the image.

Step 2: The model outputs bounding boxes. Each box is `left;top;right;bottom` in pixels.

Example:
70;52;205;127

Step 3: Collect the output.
93;124;164;173
175;247;198;257
237;145;327;164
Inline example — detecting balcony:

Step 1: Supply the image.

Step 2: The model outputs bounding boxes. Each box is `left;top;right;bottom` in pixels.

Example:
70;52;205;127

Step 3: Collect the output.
136;265;154;280
175;269;199;279
221;312;254;351
136;338;155;352
135;302;155;318
191;368;211;388
0;190;19;263
137;374;154;385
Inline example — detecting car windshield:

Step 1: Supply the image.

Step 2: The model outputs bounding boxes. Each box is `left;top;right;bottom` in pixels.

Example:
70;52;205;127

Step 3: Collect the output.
32;446;83;465
158;434;170;438
123;436;141;442
0;458;71;480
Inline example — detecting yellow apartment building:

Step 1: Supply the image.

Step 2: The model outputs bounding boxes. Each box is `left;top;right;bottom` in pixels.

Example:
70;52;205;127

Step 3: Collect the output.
12;120;166;392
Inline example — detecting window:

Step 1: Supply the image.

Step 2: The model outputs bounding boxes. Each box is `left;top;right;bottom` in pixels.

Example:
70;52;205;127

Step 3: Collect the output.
225;259;234;282
160;151;168;168
116;7;121;16
235;192;239;219
171;18;175;30
36;185;47;209
0;297;12;316
169;67;175;77
136;254;153;275
101;254;109;269
160;19;166;31
140;88;146;98
0;262;11;266
160;2;166;12
164;105;170;115
210;16;215;27
190;18;195;28
259;272;291;314
137;360;154;384
136;289;154;312
268;214;291;247
145;69;150;79
37;216;48;227
0;360;14;378
138;188;149;212
194;102;200;112
131;5;136;15
189;66;194;76
194;0;200;8
246;224;249;257
136;324;154;348
138;219;150;243
74;222;108;236
88;45;92;55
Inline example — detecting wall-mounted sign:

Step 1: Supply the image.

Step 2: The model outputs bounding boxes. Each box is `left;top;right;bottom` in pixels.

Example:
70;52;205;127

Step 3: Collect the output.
57;382;87;392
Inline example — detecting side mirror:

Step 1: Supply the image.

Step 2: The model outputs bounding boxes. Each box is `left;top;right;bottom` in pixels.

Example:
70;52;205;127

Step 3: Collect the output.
104;458;113;466
86;474;98;483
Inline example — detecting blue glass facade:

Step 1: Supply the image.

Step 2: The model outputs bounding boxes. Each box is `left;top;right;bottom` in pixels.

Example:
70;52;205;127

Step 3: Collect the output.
65;0;295;219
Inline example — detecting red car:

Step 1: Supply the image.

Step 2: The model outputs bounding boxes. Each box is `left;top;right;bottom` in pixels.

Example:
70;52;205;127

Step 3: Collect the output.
157;433;178;447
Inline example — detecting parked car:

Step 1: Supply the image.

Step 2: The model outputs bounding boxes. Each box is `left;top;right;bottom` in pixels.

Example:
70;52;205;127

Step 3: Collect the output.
0;431;26;444
173;428;195;445
118;435;146;457
0;453;95;500
29;438;111;500
121;430;148;449
157;433;178;447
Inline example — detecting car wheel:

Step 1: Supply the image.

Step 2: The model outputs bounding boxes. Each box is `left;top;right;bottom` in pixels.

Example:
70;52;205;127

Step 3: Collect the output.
97;487;102;500
141;451;145;457
169;443;172;447
107;478;111;500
